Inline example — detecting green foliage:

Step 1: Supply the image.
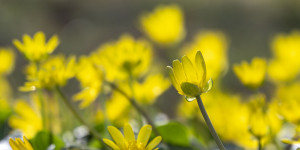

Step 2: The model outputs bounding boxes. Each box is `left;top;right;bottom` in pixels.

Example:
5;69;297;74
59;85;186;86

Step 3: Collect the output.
157;122;190;147
30;131;64;150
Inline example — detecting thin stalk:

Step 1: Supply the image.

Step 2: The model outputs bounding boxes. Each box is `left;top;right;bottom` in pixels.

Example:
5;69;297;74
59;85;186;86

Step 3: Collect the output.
258;137;262;150
107;81;160;136
37;89;46;130
195;95;226;150
55;86;105;145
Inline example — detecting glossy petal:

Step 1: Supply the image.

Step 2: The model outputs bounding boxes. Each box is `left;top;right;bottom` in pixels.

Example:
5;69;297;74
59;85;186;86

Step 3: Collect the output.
124;123;135;141
167;66;181;92
172;60;186;84
182;55;197;83
107;126;127;149
103;138;120;150
195;51;206;86
137;125;152;147
146;136;162;150
34;31;46;46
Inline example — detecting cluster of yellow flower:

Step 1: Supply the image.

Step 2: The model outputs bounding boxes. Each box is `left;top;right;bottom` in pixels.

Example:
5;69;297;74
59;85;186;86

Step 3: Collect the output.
1;3;300;150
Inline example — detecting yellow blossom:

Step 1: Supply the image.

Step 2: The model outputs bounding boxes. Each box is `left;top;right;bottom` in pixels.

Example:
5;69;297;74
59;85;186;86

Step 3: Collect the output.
268;30;300;82
73;56;104;108
91;34;152;81
0;48;15;76
140;4;185;46
106;91;131;127
13;31;59;62
177;90;257;149
103;124;162;150
233;57;267;89
9;136;34;150
20;55;76;91
181;31;228;79
167;51;212;98
274;82;300;124
9;100;42;139
133;74;170;105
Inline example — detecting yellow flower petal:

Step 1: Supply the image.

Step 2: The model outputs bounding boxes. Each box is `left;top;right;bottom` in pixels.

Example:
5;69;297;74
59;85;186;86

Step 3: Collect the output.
137;125;152;147
146;136;162;150
107;126;126;149
172;59;186;84
124;123;135;141
103;138;120;150
166;66;181;92
13;40;24;52
195;51;206;86
46;35;59;53
34;31;46;47
181;55;197;83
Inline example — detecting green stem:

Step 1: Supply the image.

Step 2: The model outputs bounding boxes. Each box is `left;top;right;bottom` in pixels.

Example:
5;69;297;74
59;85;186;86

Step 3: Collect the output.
37;89;46;130
258;137;262;150
55;86;105;145
195;95;226;150
107;81;160;136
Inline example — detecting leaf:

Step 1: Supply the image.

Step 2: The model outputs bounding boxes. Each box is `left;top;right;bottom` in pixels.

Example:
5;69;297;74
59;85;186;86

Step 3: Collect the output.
157;122;190;147
30;131;64;150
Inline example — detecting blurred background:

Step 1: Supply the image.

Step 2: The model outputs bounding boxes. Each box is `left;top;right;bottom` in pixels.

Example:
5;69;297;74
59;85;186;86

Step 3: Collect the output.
1;0;300;149
2;0;300;93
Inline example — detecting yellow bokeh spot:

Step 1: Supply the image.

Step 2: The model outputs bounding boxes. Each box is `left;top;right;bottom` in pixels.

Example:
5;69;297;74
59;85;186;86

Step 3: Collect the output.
140;4;185;46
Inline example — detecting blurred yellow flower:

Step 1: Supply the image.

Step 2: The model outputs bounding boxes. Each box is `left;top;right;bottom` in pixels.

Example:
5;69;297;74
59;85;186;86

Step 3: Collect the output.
9;100;42;139
9;136;34;150
140;4;185;46
106;91;131;127
91;34;152;81
167;51;212;98
177;90;257;149
103;124;162;150
233;57;267;89
133;74;170;105
20;55;76;91
268;30;300;82
73;56;104;108
181;31;228;79
247;94;282;143
0;48;15;76
268;59;299;83
13;31;59;62
274;82;300;124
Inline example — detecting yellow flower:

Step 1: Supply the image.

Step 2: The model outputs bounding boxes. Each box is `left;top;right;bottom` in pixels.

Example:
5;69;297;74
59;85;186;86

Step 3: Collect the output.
274;82;300;124
268;59;299;83
9;136;34;150
167;50;212;98
73;56;104;108
177;90;257;149
140;4;185;46
106;90;131;127
133;74;170;105
91;34;152;81
20;55;76;91
268;30;300;82
181;31;228;79
0;48;15;76
13;31;59;62
233;57;267;89
103;124;162;150
9;100;42;139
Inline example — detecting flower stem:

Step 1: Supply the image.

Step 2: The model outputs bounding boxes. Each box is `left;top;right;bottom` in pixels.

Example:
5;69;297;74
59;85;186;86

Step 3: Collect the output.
258;137;262;150
195;95;226;150
55;86;105;145
107;81;160;136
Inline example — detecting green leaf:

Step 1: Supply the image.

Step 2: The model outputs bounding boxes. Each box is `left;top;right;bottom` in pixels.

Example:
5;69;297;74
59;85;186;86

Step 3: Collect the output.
157;122;190;147
30;131;64;150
